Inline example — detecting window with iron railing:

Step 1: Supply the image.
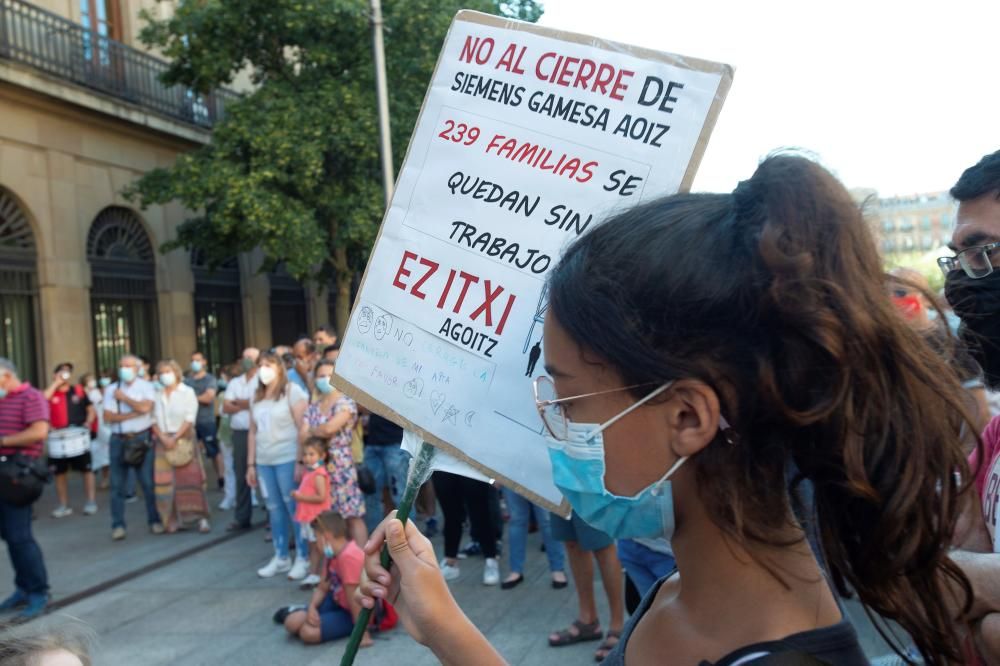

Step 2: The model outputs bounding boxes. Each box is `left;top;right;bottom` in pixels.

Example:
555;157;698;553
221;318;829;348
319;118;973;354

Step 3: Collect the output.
0;0;238;127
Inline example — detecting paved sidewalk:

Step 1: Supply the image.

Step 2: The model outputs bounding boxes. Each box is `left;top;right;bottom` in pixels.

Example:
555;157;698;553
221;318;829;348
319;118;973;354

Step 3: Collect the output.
2;477;900;664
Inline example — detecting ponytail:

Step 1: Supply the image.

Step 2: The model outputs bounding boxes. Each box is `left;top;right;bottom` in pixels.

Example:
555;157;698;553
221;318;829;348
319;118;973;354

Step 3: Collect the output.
547;153;974;665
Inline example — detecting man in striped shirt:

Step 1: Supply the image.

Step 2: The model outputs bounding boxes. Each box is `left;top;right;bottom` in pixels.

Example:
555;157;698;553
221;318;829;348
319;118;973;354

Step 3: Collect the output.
0;357;50;620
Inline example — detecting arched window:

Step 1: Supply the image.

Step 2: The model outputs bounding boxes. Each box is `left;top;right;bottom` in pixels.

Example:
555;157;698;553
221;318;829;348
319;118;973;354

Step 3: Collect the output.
0;188;40;385
269;264;307;348
192;249;244;374
87;206;159;375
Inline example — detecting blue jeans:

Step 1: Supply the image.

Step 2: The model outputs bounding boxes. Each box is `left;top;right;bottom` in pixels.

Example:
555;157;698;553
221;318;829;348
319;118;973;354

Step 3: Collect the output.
109;432;160;529
617;539;676;598
503;488;565;574
363;444;411;532
257;461;306;559
0;499;48;596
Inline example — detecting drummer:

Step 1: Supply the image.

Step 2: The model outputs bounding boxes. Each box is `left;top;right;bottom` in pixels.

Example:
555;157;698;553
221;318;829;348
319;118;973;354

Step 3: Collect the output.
43;362;97;518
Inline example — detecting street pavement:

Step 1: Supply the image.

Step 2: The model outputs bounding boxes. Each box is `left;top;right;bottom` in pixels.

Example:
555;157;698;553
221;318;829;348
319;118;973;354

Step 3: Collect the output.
1;475;900;665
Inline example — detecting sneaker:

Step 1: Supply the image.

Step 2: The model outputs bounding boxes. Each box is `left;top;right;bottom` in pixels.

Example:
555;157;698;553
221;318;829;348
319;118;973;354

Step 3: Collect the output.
299;573;321;589
82;502;98;516
483;557;500;586
125;494;138;504
111;527;126;541
287;556;310;581
150;522;165;535
218;497;234;511
17;594;48;621
51;505;73;519
458;541;481;559
440;559;460;581
0;589;28;613
258;556;292;578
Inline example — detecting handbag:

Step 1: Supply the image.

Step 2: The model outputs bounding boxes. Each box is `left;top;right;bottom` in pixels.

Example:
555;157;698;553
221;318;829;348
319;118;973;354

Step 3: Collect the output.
122;432;151;467
0;453;51;507
163;435;195;467
355;463;376;495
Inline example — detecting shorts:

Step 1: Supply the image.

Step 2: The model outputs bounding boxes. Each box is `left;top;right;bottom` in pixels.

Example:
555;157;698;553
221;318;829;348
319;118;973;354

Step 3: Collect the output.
196;422;219;458
50;451;93;474
550;510;613;552
316;595;354;642
300;522;316;543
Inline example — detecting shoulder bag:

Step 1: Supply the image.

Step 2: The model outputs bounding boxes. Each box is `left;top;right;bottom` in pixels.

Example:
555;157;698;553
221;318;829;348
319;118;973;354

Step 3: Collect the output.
0;453;51;507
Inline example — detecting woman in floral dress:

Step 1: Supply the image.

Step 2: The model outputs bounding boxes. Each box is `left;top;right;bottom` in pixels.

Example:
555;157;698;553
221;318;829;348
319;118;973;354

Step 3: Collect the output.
301;360;367;545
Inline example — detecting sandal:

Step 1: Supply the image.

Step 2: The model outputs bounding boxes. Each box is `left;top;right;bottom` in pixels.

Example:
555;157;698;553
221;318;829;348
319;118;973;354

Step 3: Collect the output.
594;630;622;661
549;619;602;647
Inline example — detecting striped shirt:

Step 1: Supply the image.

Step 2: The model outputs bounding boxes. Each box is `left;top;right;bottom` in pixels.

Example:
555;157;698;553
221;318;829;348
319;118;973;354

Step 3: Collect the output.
0;383;49;458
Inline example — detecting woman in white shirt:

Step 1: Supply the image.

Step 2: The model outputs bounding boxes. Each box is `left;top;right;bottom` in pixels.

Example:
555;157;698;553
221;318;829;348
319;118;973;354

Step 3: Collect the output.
151;359;211;534
246;351;309;580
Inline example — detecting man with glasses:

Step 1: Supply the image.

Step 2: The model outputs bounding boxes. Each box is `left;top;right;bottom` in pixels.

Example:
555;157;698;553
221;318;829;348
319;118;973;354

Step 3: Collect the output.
941;149;1000;661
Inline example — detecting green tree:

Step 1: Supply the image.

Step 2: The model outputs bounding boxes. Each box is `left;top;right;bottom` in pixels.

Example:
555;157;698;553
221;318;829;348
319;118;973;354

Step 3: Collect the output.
126;0;542;337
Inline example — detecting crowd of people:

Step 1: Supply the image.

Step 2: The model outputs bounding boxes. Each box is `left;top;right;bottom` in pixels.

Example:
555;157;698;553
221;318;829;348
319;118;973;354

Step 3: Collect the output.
5;149;1000;664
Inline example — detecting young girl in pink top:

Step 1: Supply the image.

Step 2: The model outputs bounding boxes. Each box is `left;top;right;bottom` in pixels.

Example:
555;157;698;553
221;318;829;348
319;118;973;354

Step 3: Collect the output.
292;438;332;586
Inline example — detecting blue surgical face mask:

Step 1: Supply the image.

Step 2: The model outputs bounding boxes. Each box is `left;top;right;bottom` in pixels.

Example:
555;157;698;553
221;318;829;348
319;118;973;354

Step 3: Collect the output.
119;367;136;383
323;544;335;558
545;382;723;540
191;360;203;373
316;377;334;395
99;377;111;388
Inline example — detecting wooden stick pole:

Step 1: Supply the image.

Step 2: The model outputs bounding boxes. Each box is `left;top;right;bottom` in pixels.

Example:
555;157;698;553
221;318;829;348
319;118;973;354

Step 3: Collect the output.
340;442;436;665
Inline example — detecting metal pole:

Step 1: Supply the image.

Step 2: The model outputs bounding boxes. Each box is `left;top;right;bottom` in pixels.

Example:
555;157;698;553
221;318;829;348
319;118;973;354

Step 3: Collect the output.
371;0;394;209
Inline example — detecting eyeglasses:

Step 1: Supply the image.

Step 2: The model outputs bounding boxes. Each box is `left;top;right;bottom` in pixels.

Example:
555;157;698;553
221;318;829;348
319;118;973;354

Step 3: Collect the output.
532;375;665;441
938;242;1000;279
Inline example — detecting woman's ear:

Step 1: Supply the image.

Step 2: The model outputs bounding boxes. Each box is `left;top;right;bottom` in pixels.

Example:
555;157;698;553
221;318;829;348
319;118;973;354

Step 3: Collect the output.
662;380;722;457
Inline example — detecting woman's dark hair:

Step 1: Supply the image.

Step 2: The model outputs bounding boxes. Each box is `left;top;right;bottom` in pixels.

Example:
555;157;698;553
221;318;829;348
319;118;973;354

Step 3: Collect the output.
315;359;336;375
303;436;329;461
547;153;975;665
951;149;1000;202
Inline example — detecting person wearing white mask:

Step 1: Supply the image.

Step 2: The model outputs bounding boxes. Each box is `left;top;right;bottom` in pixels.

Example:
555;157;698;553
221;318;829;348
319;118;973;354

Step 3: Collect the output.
83;372;111;488
152;359;211;534
103;354;160;541
43;363;97;518
247;351;309;579
301;360;367;548
184;351;223;490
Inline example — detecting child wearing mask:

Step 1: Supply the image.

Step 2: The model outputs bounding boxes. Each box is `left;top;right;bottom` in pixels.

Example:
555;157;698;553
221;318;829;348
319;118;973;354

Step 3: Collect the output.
281;511;372;647
293;438;332;587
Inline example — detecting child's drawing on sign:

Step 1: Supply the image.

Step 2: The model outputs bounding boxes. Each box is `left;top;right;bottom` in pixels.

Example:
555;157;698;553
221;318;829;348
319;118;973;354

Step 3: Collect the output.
430;390;446;415
357;306;374;334
403;377;425;399
374;313;392;340
442;404;460;426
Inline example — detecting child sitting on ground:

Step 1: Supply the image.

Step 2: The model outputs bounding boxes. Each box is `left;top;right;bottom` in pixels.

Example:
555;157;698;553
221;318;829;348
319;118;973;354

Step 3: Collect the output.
291;438;332;587
282;511;373;647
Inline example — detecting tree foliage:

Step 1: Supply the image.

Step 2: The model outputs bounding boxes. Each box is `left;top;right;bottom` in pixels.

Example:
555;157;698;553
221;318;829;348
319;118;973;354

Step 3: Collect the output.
126;0;543;334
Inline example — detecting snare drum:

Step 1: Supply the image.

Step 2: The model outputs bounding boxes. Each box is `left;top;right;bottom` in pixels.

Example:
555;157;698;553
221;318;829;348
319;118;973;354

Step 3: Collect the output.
47;427;91;459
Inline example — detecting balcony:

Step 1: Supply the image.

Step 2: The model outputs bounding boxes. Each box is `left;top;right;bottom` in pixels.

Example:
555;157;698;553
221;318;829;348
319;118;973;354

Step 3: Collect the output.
0;0;237;128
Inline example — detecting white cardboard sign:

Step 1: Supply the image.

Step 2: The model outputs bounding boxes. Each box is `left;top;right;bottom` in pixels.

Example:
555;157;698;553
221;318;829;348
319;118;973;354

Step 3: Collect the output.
335;11;732;512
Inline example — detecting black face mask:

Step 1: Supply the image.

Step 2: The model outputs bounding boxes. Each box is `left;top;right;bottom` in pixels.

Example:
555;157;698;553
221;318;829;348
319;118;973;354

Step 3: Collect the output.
945;270;1000;389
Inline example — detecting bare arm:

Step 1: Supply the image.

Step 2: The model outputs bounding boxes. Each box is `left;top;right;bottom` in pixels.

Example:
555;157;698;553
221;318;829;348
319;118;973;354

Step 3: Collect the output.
0;421;49;448
310;410;353;439
223;398;249;414
118;393;153;414
85;404;96;428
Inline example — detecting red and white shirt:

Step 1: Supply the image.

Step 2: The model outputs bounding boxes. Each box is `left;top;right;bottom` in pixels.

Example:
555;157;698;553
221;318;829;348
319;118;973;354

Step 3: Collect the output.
972;415;1000;551
0;383;49;458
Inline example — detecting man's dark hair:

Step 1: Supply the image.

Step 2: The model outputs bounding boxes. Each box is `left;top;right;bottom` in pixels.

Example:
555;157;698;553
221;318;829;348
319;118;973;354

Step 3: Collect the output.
315;324;336;336
138;355;150;366
951;150;1000;202
54;362;73;374
295;337;316;355
322;343;341;356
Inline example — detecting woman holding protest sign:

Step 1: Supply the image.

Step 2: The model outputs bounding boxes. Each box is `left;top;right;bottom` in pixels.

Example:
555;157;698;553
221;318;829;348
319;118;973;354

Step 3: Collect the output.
356;154;977;665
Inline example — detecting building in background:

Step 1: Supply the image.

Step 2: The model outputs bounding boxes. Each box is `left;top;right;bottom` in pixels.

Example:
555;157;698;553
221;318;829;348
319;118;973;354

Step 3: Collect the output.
0;0;334;383
858;189;957;258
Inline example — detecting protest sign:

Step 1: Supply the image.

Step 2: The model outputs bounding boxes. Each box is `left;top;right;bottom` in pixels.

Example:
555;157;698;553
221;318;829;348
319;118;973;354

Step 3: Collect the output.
334;10;733;512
